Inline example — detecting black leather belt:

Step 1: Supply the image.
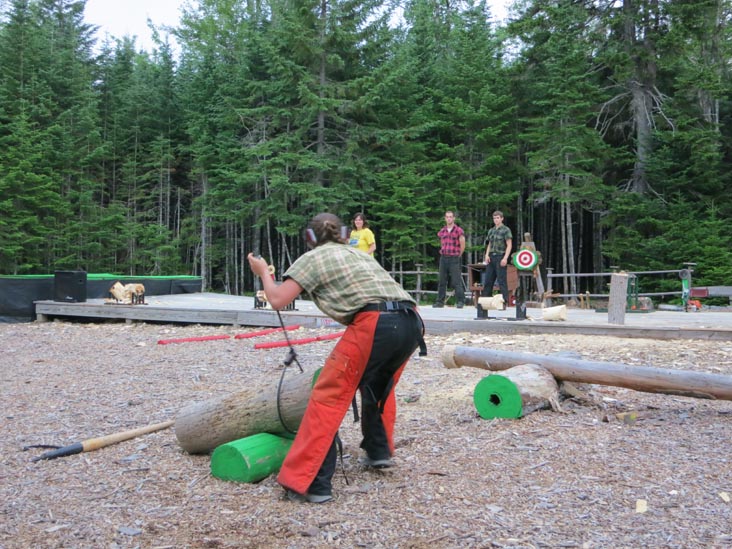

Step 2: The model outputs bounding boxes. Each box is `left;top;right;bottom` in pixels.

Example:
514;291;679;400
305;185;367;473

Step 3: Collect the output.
358;300;427;356
359;301;415;313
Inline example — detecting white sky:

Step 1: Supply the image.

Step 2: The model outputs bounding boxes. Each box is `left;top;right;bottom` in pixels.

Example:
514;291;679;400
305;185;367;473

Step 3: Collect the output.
84;0;511;54
84;0;184;52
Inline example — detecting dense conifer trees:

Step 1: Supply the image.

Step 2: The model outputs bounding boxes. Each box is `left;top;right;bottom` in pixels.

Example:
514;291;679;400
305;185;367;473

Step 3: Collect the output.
1;0;730;298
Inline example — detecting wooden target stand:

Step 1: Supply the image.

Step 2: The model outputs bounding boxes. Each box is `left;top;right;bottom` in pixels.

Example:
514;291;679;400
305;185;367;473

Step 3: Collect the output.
508;240;542;322
472;234;544;321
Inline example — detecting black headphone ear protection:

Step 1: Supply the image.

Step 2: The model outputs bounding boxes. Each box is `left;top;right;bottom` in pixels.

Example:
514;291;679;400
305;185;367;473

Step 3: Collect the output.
305;224;348;248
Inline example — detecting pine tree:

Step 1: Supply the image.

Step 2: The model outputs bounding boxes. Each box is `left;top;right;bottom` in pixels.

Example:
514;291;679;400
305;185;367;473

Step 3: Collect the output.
509;0;615;291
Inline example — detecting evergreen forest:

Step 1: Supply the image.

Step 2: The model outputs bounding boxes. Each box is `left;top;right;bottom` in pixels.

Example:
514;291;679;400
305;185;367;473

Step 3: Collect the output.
2;0;731;301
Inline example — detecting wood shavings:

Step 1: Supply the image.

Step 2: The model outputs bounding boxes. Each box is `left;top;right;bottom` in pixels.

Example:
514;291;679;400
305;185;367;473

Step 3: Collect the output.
2;323;732;547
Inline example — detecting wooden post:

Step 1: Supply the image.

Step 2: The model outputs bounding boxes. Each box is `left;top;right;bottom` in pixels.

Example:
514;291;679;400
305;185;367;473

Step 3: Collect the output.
441;345;732;401
415;264;423;304
608;272;629;325
522;233;546;301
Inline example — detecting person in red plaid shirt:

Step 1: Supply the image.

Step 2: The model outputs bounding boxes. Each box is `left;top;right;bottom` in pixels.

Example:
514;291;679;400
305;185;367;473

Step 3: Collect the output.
434;210;466;308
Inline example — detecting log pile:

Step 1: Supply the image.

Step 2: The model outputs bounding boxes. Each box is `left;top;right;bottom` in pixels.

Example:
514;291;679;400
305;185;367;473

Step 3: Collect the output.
442;345;732;401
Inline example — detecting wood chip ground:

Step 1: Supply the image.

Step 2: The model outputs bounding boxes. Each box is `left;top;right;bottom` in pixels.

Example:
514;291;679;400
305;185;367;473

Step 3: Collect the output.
2;321;731;548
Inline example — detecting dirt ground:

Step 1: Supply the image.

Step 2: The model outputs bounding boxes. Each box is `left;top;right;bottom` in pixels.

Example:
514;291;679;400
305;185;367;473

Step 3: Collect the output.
2;320;731;549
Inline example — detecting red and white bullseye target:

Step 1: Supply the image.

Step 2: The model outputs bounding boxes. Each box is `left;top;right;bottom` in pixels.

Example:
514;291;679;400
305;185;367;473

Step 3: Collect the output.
513;249;538;270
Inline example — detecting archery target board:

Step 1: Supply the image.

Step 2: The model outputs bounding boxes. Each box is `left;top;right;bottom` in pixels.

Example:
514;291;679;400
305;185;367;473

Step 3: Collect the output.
513;249;538;270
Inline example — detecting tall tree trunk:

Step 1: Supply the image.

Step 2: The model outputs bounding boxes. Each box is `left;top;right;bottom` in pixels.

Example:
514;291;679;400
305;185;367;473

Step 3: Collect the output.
624;0;659;194
593;210;603;293
316;0;328;187
200;173;209;291
560;194;568;296
630;82;651;194
563;184;577;297
224;221;232;294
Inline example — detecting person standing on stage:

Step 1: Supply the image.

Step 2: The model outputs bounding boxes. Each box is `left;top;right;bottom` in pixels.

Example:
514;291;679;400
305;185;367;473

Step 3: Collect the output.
434;211;466;309
481;210;513;306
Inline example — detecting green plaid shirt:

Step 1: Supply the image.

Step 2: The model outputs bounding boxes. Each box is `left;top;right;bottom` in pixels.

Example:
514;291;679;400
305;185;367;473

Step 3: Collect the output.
485;225;513;255
284;243;415;325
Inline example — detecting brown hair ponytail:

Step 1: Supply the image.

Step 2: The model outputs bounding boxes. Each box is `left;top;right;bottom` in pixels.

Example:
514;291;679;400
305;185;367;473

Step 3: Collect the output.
306;213;347;248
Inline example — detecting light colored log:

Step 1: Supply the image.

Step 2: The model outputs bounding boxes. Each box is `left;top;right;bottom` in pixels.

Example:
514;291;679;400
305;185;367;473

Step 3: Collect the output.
542;304;567;321
174;368;317;454
442;345;732;401
498;364;561;414
474;364;560;419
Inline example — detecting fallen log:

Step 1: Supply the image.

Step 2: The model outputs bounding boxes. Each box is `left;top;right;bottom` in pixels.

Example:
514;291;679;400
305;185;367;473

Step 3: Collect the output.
442;345;732;401
175;368;318;454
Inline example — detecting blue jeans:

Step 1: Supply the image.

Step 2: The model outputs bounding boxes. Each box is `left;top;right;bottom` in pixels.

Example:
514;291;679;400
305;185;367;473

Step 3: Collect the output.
436;256;464;305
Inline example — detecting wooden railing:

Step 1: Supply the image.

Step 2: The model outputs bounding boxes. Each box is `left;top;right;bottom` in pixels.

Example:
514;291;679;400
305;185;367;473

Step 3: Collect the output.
545;268;688;302
387;264;470;304
388;265;729;306
386;263;732;306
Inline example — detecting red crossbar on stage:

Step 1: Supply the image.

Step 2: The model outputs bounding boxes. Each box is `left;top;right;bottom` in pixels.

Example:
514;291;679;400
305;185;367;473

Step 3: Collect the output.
158;325;303;345
158;334;231;345
233;325;301;339
253;331;345;349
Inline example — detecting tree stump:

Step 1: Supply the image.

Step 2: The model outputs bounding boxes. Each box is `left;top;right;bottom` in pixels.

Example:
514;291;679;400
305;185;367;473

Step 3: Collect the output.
473;364;560;419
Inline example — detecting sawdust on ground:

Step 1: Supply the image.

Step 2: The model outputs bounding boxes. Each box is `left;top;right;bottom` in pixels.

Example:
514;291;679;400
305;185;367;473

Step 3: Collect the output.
2;320;732;548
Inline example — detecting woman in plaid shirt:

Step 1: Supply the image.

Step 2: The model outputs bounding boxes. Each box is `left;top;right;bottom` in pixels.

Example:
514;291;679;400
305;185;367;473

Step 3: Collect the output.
247;213;425;503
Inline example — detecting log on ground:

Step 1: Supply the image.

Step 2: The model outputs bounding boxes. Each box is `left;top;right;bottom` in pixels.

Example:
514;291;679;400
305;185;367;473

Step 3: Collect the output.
442;345;732;401
474;364;560;419
210;433;293;483
175;368;317;454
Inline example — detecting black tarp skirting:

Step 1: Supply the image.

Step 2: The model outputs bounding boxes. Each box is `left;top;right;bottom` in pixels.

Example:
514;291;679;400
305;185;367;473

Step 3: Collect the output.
0;274;202;322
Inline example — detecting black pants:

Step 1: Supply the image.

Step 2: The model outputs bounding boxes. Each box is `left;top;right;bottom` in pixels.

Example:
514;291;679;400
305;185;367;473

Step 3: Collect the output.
481;253;509;303
436;255;464;305
308;309;424;495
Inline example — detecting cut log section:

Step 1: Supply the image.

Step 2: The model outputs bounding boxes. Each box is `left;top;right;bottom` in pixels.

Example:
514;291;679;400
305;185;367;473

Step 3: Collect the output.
210;433;293;483
473;364;560;419
542;305;567;321
174;368;318;454
442;345;732;401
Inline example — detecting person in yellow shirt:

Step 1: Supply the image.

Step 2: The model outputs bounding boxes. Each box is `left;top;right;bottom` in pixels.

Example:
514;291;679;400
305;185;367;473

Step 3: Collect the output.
348;213;376;255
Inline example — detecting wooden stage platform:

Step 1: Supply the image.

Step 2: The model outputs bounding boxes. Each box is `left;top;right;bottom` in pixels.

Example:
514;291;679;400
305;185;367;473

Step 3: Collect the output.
33;292;732;341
